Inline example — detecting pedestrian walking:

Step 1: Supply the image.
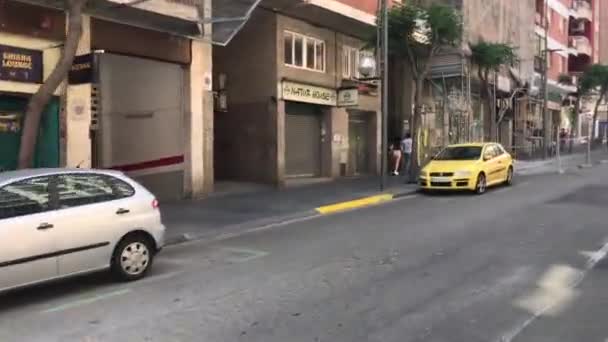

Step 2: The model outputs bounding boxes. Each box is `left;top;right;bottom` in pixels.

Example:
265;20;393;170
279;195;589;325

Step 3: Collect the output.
390;138;402;176
401;133;412;179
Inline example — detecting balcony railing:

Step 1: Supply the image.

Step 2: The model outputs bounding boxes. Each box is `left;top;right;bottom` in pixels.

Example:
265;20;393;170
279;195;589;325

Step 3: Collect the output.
569;36;592;56
571;0;592;21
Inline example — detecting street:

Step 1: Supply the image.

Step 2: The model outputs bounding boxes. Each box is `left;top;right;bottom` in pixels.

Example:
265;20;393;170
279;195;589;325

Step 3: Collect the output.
2;165;608;342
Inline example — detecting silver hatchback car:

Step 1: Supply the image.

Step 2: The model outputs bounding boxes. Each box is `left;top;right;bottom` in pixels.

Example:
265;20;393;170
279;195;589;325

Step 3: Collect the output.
0;169;166;293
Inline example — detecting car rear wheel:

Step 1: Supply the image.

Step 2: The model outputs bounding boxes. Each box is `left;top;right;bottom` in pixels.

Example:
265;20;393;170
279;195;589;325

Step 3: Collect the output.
475;173;486;195
505;166;514;186
111;234;154;281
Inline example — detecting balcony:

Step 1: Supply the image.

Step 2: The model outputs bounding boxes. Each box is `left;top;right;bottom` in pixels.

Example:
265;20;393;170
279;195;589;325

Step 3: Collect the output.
569;36;592;57
571;0;593;21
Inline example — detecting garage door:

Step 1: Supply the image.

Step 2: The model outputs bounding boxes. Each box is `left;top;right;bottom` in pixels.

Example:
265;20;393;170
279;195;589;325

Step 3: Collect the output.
285;102;321;177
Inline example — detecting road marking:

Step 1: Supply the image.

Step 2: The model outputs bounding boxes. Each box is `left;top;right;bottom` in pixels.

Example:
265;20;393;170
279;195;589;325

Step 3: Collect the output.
41;288;131;314
498;241;608;342
221;247;269;263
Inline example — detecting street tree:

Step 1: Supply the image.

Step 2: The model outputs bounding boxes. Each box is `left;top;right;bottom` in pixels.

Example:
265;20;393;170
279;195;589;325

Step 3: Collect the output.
560;65;608;142
470;41;517;141
18;0;88;169
385;2;462;179
583;64;608;141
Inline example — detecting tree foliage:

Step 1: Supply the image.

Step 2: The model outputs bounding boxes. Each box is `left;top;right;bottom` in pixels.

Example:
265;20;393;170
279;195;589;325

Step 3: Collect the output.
471;42;517;73
381;2;462;179
386;3;462;79
559;64;608;139
470;41;518;139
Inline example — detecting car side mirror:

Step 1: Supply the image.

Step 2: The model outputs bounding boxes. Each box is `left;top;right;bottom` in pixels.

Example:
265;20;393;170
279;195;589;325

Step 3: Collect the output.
483;154;491;161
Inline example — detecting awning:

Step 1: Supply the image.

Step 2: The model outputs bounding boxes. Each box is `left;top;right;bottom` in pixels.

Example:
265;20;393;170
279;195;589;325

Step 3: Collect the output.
13;0;261;46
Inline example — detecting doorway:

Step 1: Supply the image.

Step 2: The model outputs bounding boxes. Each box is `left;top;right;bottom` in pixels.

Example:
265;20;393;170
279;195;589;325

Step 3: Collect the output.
348;111;371;175
285;102;322;178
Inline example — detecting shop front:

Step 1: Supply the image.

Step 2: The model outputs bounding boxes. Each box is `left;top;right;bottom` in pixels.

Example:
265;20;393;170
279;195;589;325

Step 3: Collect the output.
0;40;61;171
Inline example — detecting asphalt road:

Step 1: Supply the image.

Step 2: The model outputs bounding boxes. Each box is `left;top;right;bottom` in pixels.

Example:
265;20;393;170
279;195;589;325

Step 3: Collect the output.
2;165;608;342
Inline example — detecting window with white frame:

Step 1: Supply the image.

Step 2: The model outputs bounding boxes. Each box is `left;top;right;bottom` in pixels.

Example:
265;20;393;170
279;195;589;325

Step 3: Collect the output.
342;46;359;79
342;47;375;79
284;31;325;72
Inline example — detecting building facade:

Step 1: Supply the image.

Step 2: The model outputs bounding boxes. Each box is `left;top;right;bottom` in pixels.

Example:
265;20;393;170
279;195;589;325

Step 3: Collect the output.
0;0;214;200
534;0;599;138
213;0;381;187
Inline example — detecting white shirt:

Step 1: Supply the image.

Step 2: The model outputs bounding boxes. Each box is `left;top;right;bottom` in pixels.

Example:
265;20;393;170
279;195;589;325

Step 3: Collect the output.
401;138;412;154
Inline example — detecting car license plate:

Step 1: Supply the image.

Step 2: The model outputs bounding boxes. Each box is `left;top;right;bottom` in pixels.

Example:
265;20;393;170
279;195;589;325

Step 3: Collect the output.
431;176;451;182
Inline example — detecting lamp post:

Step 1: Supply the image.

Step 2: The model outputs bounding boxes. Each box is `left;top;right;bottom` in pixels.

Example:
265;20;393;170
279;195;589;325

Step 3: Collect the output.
358;0;388;190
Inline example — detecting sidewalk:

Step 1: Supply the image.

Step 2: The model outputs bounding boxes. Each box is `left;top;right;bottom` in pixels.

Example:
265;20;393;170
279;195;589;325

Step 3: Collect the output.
515;150;608;175
161;175;417;245
161;150;608;246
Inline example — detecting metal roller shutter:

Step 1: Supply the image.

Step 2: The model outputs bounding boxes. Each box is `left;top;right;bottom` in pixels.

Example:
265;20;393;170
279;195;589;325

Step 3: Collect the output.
285;102;321;177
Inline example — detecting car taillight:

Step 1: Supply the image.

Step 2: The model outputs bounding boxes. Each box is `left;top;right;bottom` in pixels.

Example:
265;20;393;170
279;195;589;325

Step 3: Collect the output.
152;199;159;209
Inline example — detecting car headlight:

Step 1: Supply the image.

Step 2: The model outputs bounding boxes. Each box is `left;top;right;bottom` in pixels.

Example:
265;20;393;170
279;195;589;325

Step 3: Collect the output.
453;170;472;178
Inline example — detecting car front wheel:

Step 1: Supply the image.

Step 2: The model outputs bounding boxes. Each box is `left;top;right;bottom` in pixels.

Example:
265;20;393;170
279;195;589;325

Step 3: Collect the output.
505;166;514;186
475;173;487;195
111;234;154;281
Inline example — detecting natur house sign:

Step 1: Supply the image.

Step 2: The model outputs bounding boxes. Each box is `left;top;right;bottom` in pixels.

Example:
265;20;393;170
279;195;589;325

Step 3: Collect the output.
0;45;43;84
281;81;337;106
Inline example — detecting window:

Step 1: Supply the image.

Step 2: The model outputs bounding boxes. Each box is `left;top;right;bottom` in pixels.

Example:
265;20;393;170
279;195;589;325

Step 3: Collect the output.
491;145;504;157
284;31;325;72
343;47;375;79
342;46;359;79
0;176;51;220
434;146;482;161
483;146;497;160
56;174;134;209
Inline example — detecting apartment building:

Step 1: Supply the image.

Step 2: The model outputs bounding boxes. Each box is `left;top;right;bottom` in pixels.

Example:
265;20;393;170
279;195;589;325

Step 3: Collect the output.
0;0;247;200
534;0;598;137
213;0;382;187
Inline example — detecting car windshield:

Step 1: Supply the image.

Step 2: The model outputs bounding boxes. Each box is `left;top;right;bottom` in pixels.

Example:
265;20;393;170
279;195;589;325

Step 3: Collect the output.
434;146;482;160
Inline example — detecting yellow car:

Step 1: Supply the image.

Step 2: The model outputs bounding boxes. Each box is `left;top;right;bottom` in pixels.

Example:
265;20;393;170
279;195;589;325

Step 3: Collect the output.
419;143;514;194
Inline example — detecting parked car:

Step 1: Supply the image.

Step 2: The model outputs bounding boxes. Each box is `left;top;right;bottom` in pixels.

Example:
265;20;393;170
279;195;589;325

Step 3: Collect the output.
0;169;165;293
419;143;514;194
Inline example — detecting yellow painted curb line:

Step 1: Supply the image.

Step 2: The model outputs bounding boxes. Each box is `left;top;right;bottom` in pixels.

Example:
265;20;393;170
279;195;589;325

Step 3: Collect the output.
315;194;394;215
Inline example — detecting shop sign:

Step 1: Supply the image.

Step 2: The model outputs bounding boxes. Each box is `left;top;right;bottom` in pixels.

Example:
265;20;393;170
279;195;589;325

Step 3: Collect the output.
69;53;96;85
337;88;358;107
0;45;43;83
281;81;336;106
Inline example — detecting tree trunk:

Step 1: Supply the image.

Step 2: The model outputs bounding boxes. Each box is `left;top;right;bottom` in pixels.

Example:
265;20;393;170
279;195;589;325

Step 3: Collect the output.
18;0;87;169
409;77;424;182
591;91;605;143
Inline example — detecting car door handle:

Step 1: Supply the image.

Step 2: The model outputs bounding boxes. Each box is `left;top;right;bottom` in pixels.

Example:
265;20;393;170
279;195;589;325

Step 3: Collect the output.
116;208;130;215
37;223;54;230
